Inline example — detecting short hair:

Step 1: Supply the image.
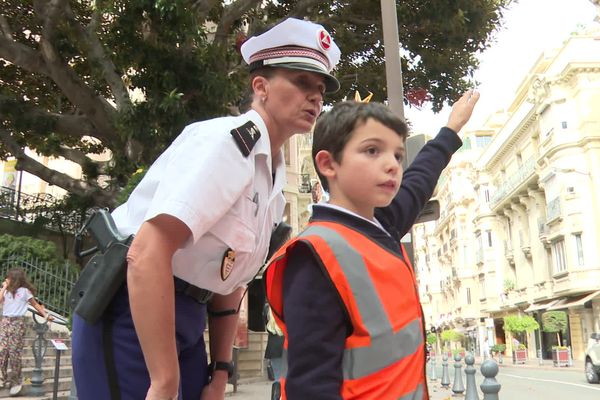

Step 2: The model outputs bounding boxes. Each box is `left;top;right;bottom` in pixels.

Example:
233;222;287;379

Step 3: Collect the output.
312;101;409;192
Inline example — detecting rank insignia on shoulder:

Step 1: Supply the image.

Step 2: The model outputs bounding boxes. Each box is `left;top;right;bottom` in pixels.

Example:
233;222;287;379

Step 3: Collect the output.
221;248;236;281
230;121;261;157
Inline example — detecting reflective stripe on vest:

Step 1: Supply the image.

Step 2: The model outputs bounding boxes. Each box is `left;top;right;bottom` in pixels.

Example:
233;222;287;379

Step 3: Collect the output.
299;225;423;380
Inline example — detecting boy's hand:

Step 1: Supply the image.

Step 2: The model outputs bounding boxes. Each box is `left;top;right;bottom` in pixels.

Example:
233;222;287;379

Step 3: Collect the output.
446;89;480;134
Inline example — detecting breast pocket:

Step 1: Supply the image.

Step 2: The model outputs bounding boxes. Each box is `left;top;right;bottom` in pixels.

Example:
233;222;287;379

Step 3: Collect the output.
210;212;256;254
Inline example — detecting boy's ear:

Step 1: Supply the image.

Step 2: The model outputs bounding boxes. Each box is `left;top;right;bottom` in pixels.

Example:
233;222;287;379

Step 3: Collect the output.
314;150;337;180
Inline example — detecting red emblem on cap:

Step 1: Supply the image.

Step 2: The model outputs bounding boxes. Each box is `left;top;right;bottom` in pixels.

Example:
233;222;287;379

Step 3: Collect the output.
317;29;331;52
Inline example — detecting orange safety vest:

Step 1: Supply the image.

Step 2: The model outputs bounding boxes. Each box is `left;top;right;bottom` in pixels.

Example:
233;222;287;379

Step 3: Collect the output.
265;221;428;400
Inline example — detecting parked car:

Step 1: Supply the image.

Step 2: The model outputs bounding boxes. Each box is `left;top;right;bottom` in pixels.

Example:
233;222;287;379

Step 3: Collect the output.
585;332;600;384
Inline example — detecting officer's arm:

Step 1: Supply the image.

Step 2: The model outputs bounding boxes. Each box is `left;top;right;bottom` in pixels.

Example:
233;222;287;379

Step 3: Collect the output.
205;289;245;391
127;214;191;400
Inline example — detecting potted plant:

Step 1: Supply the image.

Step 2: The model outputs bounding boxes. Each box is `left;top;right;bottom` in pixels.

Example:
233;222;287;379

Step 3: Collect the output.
542;311;570;367
440;329;465;358
513;343;528;364
503;315;539;364
490;343;506;363
426;333;437;358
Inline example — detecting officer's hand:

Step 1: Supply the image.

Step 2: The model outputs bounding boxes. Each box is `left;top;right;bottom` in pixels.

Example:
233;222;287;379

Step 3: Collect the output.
446;89;480;134
145;385;178;400
200;375;227;400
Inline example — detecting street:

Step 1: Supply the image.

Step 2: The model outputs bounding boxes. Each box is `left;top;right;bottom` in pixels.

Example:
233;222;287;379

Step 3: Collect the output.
427;360;600;400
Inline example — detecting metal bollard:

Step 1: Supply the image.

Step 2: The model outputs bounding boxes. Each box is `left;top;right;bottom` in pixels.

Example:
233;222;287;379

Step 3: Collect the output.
480;359;501;400
441;354;451;388
430;354;437;381
30;316;50;396
451;353;465;396
567;347;573;367
464;353;479;400
537;349;543;365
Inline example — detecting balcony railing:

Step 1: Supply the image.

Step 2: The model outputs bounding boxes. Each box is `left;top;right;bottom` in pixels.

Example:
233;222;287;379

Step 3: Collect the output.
0;186;85;234
546;197;561;222
490;157;536;207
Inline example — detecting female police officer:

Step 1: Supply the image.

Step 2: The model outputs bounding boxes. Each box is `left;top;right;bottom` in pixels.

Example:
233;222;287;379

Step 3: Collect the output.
71;18;341;400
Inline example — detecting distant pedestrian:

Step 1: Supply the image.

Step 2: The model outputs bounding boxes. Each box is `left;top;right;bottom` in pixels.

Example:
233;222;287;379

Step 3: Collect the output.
482;337;490;359
0;268;52;396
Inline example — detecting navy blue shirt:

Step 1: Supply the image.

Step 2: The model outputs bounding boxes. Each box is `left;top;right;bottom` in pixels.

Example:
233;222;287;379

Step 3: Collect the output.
281;127;462;399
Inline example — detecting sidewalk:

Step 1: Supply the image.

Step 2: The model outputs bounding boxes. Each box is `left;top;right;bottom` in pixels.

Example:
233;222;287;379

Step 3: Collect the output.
226;356;585;399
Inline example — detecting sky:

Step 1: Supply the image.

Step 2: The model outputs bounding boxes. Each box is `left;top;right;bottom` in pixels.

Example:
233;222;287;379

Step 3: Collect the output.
404;0;598;135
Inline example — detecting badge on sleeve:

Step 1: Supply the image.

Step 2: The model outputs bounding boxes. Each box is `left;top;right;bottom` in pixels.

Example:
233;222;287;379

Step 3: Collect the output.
221;248;236;281
230;121;260;157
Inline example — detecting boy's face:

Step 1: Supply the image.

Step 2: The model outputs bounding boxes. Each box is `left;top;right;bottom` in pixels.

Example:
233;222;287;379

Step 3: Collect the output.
323;117;405;219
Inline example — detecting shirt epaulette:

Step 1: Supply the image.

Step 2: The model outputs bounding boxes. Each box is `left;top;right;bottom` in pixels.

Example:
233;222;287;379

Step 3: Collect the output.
230;121;261;157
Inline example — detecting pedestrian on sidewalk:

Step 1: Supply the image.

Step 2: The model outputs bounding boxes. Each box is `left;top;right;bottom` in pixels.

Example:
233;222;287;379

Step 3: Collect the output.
0;268;52;396
482;337;490;360
265;92;479;399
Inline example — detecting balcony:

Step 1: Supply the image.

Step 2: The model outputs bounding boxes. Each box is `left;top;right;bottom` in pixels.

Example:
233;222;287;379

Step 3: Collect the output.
546;197;561;223
490;157;536;207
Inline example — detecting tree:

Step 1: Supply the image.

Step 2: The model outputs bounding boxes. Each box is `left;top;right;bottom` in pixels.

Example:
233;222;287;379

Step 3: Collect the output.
542;310;568;347
1;0;511;207
503;314;540;345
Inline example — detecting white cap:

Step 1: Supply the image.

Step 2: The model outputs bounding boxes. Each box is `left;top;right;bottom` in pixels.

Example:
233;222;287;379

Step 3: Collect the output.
241;18;341;93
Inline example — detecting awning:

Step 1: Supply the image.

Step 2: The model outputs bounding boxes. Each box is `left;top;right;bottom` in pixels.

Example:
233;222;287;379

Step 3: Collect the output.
547;290;600;311
524;298;563;313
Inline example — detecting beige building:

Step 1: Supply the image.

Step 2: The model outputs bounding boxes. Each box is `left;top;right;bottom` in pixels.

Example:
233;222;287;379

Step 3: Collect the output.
415;31;600;362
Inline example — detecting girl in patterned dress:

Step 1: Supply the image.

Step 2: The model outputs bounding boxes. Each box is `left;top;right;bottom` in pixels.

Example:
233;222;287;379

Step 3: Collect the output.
0;268;51;395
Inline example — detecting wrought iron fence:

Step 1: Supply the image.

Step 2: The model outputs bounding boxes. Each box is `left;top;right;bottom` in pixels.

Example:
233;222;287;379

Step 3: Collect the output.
0;186;85;234
0;253;79;318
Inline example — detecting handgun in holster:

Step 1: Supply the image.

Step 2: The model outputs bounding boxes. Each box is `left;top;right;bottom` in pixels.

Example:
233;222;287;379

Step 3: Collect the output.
70;208;133;324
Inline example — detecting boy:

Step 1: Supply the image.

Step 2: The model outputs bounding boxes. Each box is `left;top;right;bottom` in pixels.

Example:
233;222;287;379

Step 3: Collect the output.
265;91;479;400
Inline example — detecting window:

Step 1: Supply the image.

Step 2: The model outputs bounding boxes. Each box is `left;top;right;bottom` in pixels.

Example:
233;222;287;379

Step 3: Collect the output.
561;121;568;129
466;287;472;305
552;239;567;273
574;233;584;266
516;153;522;167
484;189;490;203
486;230;493;247
475;135;492;148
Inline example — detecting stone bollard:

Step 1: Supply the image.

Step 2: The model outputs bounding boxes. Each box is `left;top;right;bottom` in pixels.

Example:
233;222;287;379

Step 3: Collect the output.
430;354;438;381
464;353;479;400
451;353;465;396
441;354;451;388
480;359;501;400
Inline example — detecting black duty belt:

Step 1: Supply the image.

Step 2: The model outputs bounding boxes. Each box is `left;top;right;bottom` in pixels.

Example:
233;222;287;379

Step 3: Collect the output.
174;277;214;304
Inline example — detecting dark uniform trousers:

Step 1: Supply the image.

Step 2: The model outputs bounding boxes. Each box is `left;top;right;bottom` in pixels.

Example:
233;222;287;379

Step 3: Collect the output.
72;282;208;400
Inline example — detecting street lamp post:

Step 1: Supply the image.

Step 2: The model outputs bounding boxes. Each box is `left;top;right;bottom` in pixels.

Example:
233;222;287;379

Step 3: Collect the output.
380;0;405;120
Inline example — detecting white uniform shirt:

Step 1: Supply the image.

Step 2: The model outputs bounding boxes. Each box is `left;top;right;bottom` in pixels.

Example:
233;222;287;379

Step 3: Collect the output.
112;110;286;295
2;287;33;317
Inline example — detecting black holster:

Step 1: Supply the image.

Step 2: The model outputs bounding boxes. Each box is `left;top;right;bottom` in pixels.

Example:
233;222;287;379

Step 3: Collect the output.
70;209;133;324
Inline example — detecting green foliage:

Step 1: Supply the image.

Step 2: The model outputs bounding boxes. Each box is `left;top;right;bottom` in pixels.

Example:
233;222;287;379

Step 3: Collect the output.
426;332;437;345
0;0;511;207
503;278;515;292
541;311;568;334
116;167;148;205
503;315;540;334
491;343;505;354
517;343;526;350
440;329;464;344
0;234;61;263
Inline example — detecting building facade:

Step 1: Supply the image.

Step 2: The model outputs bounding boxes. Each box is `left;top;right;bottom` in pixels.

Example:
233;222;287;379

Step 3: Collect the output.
415;32;600;361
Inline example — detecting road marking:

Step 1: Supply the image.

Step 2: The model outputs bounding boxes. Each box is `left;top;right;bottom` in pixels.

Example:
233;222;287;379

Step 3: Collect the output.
502;373;600;391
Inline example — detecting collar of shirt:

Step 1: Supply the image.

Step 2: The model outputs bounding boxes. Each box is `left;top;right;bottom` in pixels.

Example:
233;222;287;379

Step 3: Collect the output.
315;203;391;236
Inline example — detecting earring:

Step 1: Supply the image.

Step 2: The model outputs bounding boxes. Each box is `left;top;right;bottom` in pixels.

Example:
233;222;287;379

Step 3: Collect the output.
261;97;266;103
